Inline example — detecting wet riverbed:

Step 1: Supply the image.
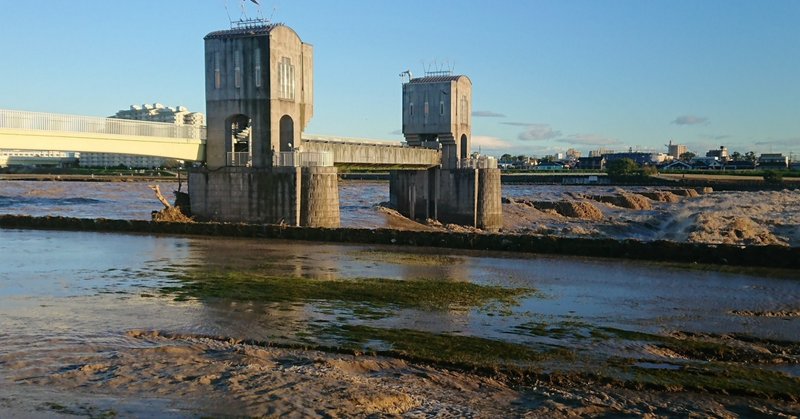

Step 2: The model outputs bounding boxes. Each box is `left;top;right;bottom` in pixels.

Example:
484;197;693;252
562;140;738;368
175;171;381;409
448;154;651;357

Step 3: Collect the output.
1;180;799;416
1;227;799;416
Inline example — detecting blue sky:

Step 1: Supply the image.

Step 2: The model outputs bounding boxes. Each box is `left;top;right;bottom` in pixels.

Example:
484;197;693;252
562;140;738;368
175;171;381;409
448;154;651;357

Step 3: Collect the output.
0;0;798;158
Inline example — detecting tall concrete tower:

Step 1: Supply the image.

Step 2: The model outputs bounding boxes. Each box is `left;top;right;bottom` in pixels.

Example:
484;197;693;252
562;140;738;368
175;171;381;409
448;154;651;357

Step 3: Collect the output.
204;23;313;169
191;22;338;227
402;75;472;169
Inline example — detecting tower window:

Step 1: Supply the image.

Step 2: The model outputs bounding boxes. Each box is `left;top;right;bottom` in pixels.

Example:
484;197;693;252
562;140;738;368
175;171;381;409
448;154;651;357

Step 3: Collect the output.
254;48;262;88
278;57;295;100
234;50;242;88
214;52;221;89
440;101;445;116
409;102;413;116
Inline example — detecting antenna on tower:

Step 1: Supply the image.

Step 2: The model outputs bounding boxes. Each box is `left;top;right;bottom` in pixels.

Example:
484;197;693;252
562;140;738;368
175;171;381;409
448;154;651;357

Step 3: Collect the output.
399;70;413;82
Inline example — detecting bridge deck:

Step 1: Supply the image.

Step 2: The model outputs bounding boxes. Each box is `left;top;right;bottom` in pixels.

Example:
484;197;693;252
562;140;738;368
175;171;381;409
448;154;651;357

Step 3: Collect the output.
0;109;441;167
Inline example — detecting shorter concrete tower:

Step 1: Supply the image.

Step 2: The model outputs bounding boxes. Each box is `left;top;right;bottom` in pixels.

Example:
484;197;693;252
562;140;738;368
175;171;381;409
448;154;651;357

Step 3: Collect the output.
402;75;472;169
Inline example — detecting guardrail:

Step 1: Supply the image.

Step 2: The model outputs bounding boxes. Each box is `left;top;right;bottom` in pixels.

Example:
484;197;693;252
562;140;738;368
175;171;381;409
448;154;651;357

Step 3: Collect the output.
459;156;497;169
274;151;333;167
227;152;251;167
0;109;206;141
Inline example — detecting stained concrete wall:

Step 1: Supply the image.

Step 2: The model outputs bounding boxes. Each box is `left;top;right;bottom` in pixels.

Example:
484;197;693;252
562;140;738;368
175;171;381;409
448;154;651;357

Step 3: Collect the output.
389;169;437;221
189;167;301;225
437;168;478;227
189;166;339;228
389;167;502;231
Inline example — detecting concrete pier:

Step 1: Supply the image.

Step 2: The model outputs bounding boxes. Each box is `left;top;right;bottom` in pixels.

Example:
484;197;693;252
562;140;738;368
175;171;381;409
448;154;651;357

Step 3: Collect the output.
390;167;503;231
188;166;339;227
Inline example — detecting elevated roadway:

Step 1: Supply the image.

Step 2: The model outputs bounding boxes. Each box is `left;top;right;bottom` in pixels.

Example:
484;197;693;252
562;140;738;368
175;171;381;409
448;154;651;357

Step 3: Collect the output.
0;109;441;168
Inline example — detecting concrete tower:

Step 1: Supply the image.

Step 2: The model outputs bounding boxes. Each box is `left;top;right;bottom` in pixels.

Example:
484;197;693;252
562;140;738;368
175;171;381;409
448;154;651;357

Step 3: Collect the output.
190;23;339;227
204;24;313;169
402;75;472;169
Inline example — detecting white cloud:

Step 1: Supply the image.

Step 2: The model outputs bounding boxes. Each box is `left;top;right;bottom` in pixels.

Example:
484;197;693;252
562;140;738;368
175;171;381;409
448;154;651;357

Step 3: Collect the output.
671;115;708;125
471;135;514;150
510;123;561;141
557;134;620;146
472;110;506;118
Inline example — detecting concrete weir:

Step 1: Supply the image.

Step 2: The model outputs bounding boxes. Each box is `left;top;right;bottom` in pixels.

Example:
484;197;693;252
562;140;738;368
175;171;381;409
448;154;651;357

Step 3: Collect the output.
390;167;503;231
189;166;340;228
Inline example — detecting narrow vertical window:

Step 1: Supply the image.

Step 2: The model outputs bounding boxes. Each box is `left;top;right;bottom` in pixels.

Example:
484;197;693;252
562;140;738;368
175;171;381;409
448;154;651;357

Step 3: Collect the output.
409;102;413;116
254;48;262;88
440;101;445;116
214;52;221;89
234;51;242;88
278;57;295;100
424;99;429;124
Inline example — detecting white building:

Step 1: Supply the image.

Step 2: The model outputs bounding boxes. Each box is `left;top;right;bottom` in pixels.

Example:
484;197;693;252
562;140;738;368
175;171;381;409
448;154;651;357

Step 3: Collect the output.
0;150;79;168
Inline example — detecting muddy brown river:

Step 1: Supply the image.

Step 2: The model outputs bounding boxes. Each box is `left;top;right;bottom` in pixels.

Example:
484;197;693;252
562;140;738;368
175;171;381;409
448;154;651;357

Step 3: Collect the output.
1;180;798;417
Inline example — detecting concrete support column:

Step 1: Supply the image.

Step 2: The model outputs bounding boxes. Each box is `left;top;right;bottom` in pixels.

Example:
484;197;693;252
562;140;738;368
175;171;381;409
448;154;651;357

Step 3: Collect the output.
439;135;458;169
476;168;503;231
300;166;340;228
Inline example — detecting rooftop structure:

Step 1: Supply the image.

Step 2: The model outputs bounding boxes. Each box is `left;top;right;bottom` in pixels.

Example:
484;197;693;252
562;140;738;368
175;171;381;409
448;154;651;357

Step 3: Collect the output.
402;73;471;169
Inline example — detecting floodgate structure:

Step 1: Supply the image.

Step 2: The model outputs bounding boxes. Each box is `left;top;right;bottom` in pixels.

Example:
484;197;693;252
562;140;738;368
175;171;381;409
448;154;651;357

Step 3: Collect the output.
0;21;502;231
189;21;502;230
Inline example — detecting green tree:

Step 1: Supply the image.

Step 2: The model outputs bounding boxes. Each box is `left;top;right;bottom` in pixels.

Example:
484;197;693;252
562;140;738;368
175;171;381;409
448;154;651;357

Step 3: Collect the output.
745;151;757;163
499;154;513;163
679;151;696;161
731;151;742;161
763;171;783;185
606;158;639;178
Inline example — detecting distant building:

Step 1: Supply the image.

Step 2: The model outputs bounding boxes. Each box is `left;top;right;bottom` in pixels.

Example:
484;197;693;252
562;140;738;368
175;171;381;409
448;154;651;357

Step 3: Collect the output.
0;150;79;168
758;153;789;169
79;103;205;168
724;160;757;170
706;146;730;162
566;148;581;159
661;160;692;171
690;157;723;170
577;156;606;170
111;103;205;126
666;141;687;160
589;147;614;157
604;152;666;166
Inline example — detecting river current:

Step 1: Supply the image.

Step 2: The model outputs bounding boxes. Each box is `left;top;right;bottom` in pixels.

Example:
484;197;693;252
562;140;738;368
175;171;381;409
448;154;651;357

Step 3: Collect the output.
1;180;798;416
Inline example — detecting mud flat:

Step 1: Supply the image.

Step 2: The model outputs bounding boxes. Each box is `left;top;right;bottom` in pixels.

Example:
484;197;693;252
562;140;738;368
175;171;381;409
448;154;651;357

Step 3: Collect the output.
503;187;800;248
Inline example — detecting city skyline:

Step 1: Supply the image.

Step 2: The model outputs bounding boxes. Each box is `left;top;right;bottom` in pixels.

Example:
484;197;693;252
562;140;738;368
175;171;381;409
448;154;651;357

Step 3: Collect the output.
0;0;797;158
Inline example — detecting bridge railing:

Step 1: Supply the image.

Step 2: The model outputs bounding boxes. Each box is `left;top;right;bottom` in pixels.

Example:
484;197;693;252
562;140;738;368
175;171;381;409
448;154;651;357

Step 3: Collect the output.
459;156;498;169
274;151;333;167
0;109;206;141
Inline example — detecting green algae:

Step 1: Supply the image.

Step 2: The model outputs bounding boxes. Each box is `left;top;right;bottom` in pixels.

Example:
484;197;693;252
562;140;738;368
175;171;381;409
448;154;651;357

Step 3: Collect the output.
162;270;534;312
351;249;464;267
